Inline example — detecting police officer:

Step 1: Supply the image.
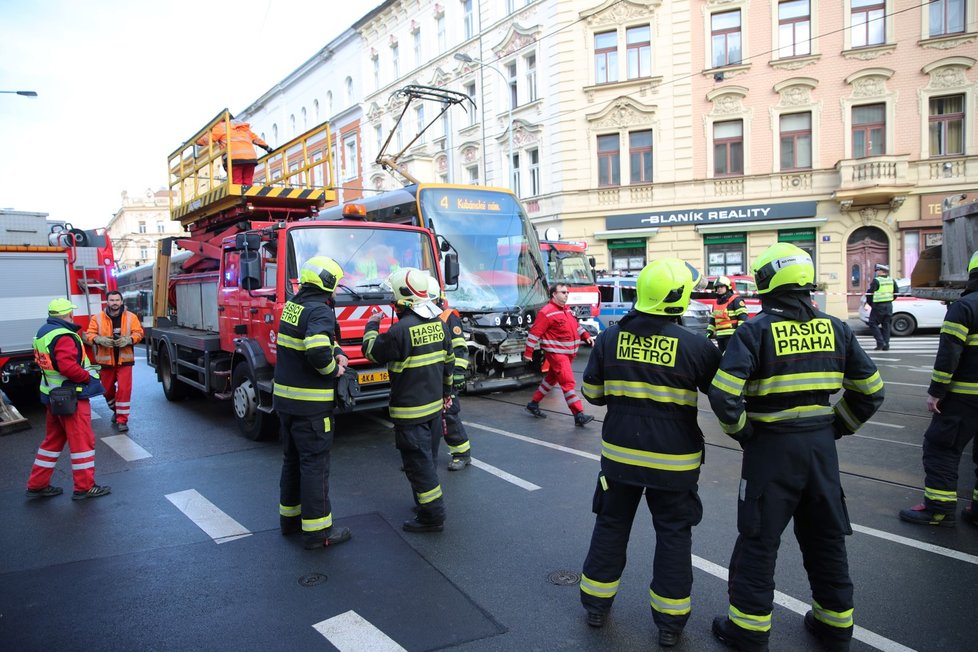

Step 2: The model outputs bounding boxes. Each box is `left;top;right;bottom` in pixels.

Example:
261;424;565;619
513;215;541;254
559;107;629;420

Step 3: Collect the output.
900;250;978;528
579;259;720;647
865;263;894;351
707;275;748;353
273;256;352;550
709;243;884;652
427;276;472;471
363;267;455;533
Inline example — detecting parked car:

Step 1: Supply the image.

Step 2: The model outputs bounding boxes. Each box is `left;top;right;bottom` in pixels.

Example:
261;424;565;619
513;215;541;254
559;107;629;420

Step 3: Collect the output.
860;278;947;336
596;276;711;335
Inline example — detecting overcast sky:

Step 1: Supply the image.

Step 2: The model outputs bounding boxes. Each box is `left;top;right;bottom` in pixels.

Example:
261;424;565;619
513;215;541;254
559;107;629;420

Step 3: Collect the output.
0;0;376;228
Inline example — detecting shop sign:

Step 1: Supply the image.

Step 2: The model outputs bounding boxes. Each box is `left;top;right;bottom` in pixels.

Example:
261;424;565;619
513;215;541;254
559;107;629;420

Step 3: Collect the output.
606;201;817;230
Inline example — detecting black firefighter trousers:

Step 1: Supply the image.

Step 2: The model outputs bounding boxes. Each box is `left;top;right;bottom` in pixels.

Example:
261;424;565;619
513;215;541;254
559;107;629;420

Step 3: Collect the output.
279;411;334;533
725;427;853;649
395;415;445;524
922;395;978;515
581;477;703;634
443;395;471;459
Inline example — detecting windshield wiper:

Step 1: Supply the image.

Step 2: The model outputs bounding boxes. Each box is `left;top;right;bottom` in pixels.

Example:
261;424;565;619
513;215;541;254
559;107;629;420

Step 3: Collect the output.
337;283;363;300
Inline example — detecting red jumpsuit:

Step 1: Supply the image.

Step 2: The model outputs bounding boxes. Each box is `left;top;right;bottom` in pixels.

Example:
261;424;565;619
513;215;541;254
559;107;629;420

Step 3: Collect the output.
27;335;99;493
525;300;591;415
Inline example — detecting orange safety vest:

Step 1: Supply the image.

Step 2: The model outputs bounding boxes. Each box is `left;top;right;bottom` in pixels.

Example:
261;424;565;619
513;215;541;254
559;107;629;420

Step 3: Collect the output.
712;295;745;336
85;310;144;366
199;121;269;163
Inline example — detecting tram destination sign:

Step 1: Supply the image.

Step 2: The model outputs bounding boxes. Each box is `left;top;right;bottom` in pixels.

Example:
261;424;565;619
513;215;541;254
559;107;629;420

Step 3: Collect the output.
606;201;817;230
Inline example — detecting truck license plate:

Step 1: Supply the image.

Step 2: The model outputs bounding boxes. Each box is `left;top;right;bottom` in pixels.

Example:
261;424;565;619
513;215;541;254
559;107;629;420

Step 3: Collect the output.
358;370;389;385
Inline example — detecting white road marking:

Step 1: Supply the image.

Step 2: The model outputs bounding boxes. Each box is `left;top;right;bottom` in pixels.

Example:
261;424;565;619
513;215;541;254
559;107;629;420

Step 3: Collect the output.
865;421;904;429
470;458;540;491
884;381;929;388
313;610;406;652
464;421;599;461
365;413;394;428
165;489;251;544
869;357;901;362
693;556;917;652
101;434;152;460
851;523;978;567
851;434;920;448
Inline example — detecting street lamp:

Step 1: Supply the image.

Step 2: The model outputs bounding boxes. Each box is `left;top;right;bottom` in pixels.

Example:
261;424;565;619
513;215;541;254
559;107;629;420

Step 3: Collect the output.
454;53;513;189
0;90;38;97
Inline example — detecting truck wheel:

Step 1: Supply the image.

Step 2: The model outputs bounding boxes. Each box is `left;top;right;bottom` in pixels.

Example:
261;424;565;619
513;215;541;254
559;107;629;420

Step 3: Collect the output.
232;364;277;441
890;313;916;337
159;346;188;401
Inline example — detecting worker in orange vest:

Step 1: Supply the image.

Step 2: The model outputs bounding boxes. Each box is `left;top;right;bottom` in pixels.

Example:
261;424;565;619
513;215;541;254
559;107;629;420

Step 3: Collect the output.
197;116;272;185
85;291;144;433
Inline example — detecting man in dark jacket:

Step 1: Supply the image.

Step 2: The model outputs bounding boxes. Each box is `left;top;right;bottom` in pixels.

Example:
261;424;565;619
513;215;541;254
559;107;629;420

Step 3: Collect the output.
579;258;720;647
26;298;110;501
709;243;884;652
900;250;978;527
274;256;352;550
864;263;894;350
363;267;455;533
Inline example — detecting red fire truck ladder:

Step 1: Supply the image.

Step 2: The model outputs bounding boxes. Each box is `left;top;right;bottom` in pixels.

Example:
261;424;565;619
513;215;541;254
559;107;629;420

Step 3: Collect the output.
155;110;337;318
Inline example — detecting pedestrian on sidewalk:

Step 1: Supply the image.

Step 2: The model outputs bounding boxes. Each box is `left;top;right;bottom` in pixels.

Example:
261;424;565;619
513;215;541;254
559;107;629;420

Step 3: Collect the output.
85;290;143;432
865;263;894;351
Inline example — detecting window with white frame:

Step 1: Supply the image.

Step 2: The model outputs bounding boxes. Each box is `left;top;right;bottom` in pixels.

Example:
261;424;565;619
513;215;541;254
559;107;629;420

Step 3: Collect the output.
929;95;964;156
507;0;516;13
343;135;358;180
629;130;653;184
463;0;474;40
780;112;813;170
597;134;621;187
507;62;518;109
778;0;811;58
525;53;537;102
711;10;742;68
396;123;403;150
138;220;146;234
140;246;148;260
345;77;353;104
326;92;333;116
415;105;425;143
156;221;165;233
466;164;479;185
465;82;477;126
312;152;324;186
314;99;319;121
626;25;651;79
375;124;384;152
929;0;966;37
511;153;521;196
852;104;885;158
414;30;422;66
529;148;540;195
851;0;885;47
440;111;449;144
290;114;296;137
713;120;744;176
392;43;400;78
373;57;380;88
437;14;446;52
301;107;307;130
594;31;618;84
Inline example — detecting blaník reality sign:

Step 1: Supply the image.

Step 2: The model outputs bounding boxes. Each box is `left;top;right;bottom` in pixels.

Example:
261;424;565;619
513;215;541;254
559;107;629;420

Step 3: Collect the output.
606;201;817;229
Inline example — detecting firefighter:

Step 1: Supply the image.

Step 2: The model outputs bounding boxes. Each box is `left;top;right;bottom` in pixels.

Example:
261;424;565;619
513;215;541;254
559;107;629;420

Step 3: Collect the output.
579;259;720;647
363;267;455;533
26;298;111;501
524;283;595;426
85;290;144;433
196;115;272;186
273;256;352;550
709;243;884;652
707;275;748;353
427;275;472;471
899;250;978;528
865;263;894;351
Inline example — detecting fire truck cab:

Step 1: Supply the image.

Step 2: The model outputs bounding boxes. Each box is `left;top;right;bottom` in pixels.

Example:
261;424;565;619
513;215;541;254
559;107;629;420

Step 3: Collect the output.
539;240;599;322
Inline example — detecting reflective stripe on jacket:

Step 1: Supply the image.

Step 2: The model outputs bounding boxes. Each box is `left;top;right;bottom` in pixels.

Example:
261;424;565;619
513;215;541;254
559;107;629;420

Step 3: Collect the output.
362;310;454;425
582;310;721;490
273;293;342;416
708;309;884;438
33;318;95;396
928;292;978;402
439;308;469;372
525;300;587;357
868;277;894;305
707;293;748;338
85;310;144;366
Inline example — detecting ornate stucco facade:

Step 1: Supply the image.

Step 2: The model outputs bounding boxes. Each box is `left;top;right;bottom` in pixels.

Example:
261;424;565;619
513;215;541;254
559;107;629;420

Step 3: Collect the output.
106;189;185;270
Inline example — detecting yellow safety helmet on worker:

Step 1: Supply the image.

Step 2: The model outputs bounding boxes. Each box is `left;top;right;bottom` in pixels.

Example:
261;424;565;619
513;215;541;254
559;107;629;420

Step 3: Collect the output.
969;250;978;273
299;256;343;293
751;243;814;294
47;298;77;316
634;258;701;316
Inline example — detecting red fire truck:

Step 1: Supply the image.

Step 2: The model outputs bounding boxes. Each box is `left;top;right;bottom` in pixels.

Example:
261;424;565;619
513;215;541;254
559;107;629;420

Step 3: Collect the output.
539;240;600;322
146;111;455;440
0;210;116;399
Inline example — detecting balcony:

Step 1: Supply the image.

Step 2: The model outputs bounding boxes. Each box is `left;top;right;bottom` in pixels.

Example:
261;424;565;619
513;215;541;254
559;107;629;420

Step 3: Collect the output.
832;154;913;208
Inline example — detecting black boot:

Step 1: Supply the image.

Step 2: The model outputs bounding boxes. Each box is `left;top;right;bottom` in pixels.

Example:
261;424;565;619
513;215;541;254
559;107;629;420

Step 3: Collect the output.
280;515;300;536
804;611;851;652
303;526;352;549
526;401;546;418
712;616;769;652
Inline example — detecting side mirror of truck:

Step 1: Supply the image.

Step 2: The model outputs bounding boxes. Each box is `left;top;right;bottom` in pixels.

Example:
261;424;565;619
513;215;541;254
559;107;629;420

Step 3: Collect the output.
234;232;261;251
443;252;459;285
239;250;262;290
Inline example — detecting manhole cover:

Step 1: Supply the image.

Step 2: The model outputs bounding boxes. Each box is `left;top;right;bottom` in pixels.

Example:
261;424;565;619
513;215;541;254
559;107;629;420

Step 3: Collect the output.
298;573;328;587
547;570;580;586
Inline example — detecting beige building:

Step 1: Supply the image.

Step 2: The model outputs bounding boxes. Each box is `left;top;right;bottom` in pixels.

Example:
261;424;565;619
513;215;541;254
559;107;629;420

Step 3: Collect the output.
106;189;186;270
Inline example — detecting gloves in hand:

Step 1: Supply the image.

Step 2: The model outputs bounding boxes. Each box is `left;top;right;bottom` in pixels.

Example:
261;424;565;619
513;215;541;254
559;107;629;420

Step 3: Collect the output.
453;373;465;391
93;335;115;347
261;144;273;153
115;335;133;347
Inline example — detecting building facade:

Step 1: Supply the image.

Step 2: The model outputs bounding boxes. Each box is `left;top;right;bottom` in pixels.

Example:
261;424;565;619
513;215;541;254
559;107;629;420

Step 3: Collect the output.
239;0;978;317
106;189;185;270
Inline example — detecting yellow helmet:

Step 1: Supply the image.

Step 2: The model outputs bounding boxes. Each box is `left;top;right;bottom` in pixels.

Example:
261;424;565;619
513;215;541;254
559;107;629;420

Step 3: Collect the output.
47;298;77;316
299;256;343;292
752;243;814;294
969;250;978;273
716;275;732;290
634;258;699;316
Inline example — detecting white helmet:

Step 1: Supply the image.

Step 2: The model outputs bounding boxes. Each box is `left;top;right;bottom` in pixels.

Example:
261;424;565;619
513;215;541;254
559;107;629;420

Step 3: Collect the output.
425;274;441;301
386;267;440;318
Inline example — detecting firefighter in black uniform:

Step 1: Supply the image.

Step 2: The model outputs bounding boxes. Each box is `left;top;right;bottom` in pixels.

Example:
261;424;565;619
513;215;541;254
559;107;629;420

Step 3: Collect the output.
707;275;749;353
363;267;455;533
865;263;895;350
427;275;472;471
579;258;721;648
274;256;352;550
900;250;978;528
709;243;884;652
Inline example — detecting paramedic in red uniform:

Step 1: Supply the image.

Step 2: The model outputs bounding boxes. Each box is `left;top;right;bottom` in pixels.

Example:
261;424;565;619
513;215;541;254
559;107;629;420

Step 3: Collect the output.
524;283;595;426
85;290;144;433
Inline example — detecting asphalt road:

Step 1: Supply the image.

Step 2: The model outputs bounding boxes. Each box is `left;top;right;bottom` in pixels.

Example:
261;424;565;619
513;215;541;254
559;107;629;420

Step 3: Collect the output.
1;330;975;652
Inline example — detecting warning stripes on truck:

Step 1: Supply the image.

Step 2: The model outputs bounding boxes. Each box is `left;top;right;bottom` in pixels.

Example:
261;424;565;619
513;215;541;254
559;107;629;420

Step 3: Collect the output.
172;183;334;224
